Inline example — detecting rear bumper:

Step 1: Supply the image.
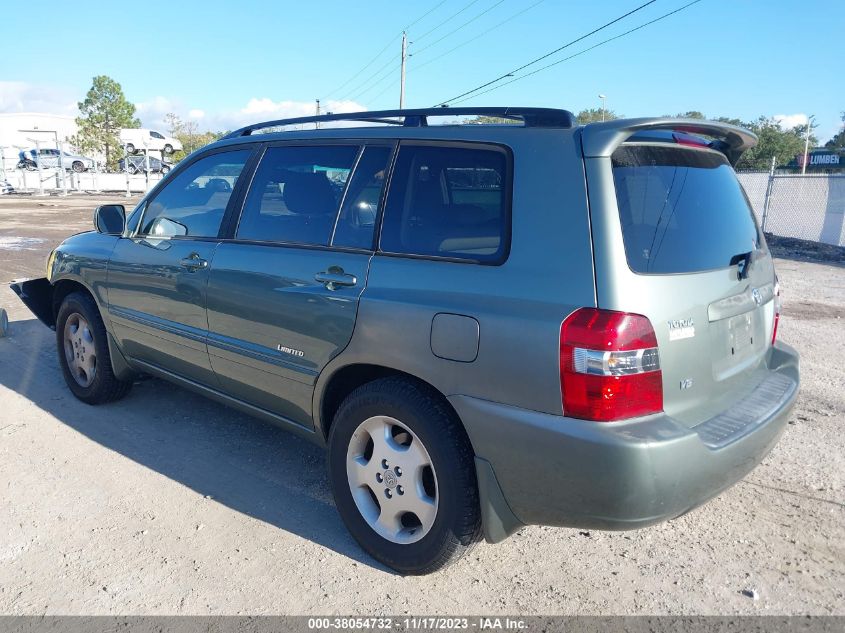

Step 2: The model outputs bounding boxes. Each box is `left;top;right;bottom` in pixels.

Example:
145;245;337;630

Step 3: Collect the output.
452;341;799;542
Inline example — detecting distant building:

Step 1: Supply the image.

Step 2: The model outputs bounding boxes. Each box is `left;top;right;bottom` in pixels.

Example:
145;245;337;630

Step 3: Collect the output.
0;112;79;153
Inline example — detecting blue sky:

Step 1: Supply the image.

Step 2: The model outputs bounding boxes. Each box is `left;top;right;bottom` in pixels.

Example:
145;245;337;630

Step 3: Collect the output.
2;0;843;141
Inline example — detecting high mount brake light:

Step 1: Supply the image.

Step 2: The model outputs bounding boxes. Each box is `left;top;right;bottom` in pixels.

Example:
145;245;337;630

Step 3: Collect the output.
672;131;710;148
560;308;663;422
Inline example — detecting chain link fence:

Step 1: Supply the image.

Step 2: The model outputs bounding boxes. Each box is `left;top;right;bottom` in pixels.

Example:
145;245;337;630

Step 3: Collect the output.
737;172;845;247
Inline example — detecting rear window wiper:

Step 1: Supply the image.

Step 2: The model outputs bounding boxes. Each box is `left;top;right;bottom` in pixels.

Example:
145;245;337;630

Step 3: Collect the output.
729;251;753;280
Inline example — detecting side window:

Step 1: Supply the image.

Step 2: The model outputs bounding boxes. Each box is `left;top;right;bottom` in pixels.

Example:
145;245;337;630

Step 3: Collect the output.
332;145;393;249
150;131;165;139
139;149;250;238
237;145;359;245
380;144;509;263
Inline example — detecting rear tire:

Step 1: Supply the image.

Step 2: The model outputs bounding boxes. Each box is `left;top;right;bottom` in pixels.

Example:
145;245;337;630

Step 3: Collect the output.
125;143;135;155
163;144;173;154
56;292;133;404
328;377;481;574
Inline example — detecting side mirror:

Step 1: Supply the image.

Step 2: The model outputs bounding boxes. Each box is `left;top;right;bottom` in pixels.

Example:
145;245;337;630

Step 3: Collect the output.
94;204;126;235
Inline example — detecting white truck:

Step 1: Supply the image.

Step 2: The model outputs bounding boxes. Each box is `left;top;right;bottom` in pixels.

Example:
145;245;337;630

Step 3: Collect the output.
119;128;183;155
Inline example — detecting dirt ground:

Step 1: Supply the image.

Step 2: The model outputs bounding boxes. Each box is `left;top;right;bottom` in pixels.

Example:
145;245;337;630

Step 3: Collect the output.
0;194;843;615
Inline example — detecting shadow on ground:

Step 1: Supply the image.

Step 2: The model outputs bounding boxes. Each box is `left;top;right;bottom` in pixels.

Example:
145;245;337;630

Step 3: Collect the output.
0;318;385;571
766;233;845;267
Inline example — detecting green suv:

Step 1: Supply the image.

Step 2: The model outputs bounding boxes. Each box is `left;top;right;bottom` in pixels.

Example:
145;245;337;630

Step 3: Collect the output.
11;107;799;574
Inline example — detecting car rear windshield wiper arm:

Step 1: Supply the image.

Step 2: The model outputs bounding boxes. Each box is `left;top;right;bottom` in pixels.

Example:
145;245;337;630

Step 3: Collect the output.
729;251;753;280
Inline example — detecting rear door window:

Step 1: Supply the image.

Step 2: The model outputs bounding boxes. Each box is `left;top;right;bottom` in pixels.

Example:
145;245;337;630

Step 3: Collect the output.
237;145;359;246
380;143;509;263
612;144;761;274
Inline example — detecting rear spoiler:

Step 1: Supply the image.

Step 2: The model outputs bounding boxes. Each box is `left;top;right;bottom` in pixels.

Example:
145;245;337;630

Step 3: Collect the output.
580;118;757;166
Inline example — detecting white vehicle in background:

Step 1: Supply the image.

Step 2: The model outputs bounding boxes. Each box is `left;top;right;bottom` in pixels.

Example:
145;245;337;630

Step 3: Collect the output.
119;128;182;155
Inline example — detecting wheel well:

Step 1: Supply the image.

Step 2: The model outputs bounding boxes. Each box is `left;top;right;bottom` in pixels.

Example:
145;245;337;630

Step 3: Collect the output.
52;280;94;321
319;364;462;441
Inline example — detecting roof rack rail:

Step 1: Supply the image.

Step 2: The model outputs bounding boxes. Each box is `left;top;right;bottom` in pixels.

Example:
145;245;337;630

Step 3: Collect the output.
223;107;576;139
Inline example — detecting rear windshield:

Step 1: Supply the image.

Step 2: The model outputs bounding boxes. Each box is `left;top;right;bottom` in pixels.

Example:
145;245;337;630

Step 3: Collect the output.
611;144;761;274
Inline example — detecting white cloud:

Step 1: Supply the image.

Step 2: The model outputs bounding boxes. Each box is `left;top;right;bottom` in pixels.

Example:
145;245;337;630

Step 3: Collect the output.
773;113;809;130
0;84;369;134
0;81;78;116
135;96;366;132
221;98;365;130
134;96;182;132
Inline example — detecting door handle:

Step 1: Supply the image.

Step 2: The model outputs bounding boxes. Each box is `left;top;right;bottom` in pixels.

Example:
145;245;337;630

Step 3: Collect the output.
315;269;357;291
180;254;208;271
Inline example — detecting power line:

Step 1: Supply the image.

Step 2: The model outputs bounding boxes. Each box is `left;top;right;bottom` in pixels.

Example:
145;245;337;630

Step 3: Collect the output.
322;35;401;101
345;55;401;102
356;0;538;107
413;0;484;43
435;0;658;106
371;73;402;104
411;0;506;57
348;60;403;102
449;0;703;105
404;0;450;30
410;0;545;73
364;0;507;109
340;0;520;107
321;0;449;101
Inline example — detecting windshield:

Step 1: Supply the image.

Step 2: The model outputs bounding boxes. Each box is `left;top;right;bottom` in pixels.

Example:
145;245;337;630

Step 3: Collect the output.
611;144;761;274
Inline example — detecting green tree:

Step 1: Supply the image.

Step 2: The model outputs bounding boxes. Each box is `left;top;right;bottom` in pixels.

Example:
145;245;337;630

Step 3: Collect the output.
169;128;224;163
164;112;183;138
714;116;745;127
674;110;706;119
466;115;520;124
75;76;140;169
576;108;620;124
737;116;817;170
824;112;845;149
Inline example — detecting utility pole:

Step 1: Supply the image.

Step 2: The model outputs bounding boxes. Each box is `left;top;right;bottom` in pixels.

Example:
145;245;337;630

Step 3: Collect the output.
400;31;407;109
315;99;321;129
801;114;815;175
598;94;607;121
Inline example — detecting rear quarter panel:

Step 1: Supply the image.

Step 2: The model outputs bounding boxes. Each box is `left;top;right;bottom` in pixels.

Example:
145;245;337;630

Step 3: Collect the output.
314;128;596;426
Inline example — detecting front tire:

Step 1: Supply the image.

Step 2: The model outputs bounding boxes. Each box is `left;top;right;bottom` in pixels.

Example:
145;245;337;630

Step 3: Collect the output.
328;377;481;574
56;292;133;404
125;143;135;155
71;161;85;173
163;144;173;154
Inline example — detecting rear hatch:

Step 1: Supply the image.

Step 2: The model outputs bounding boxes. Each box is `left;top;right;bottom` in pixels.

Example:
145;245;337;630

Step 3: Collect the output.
582;122;778;427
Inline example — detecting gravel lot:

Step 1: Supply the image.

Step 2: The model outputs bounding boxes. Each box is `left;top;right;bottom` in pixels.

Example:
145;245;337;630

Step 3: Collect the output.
0;194;843;615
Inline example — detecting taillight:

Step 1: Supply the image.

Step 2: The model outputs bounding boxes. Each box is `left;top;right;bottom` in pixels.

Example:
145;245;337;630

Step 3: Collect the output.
560;308;663;422
772;279;781;345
